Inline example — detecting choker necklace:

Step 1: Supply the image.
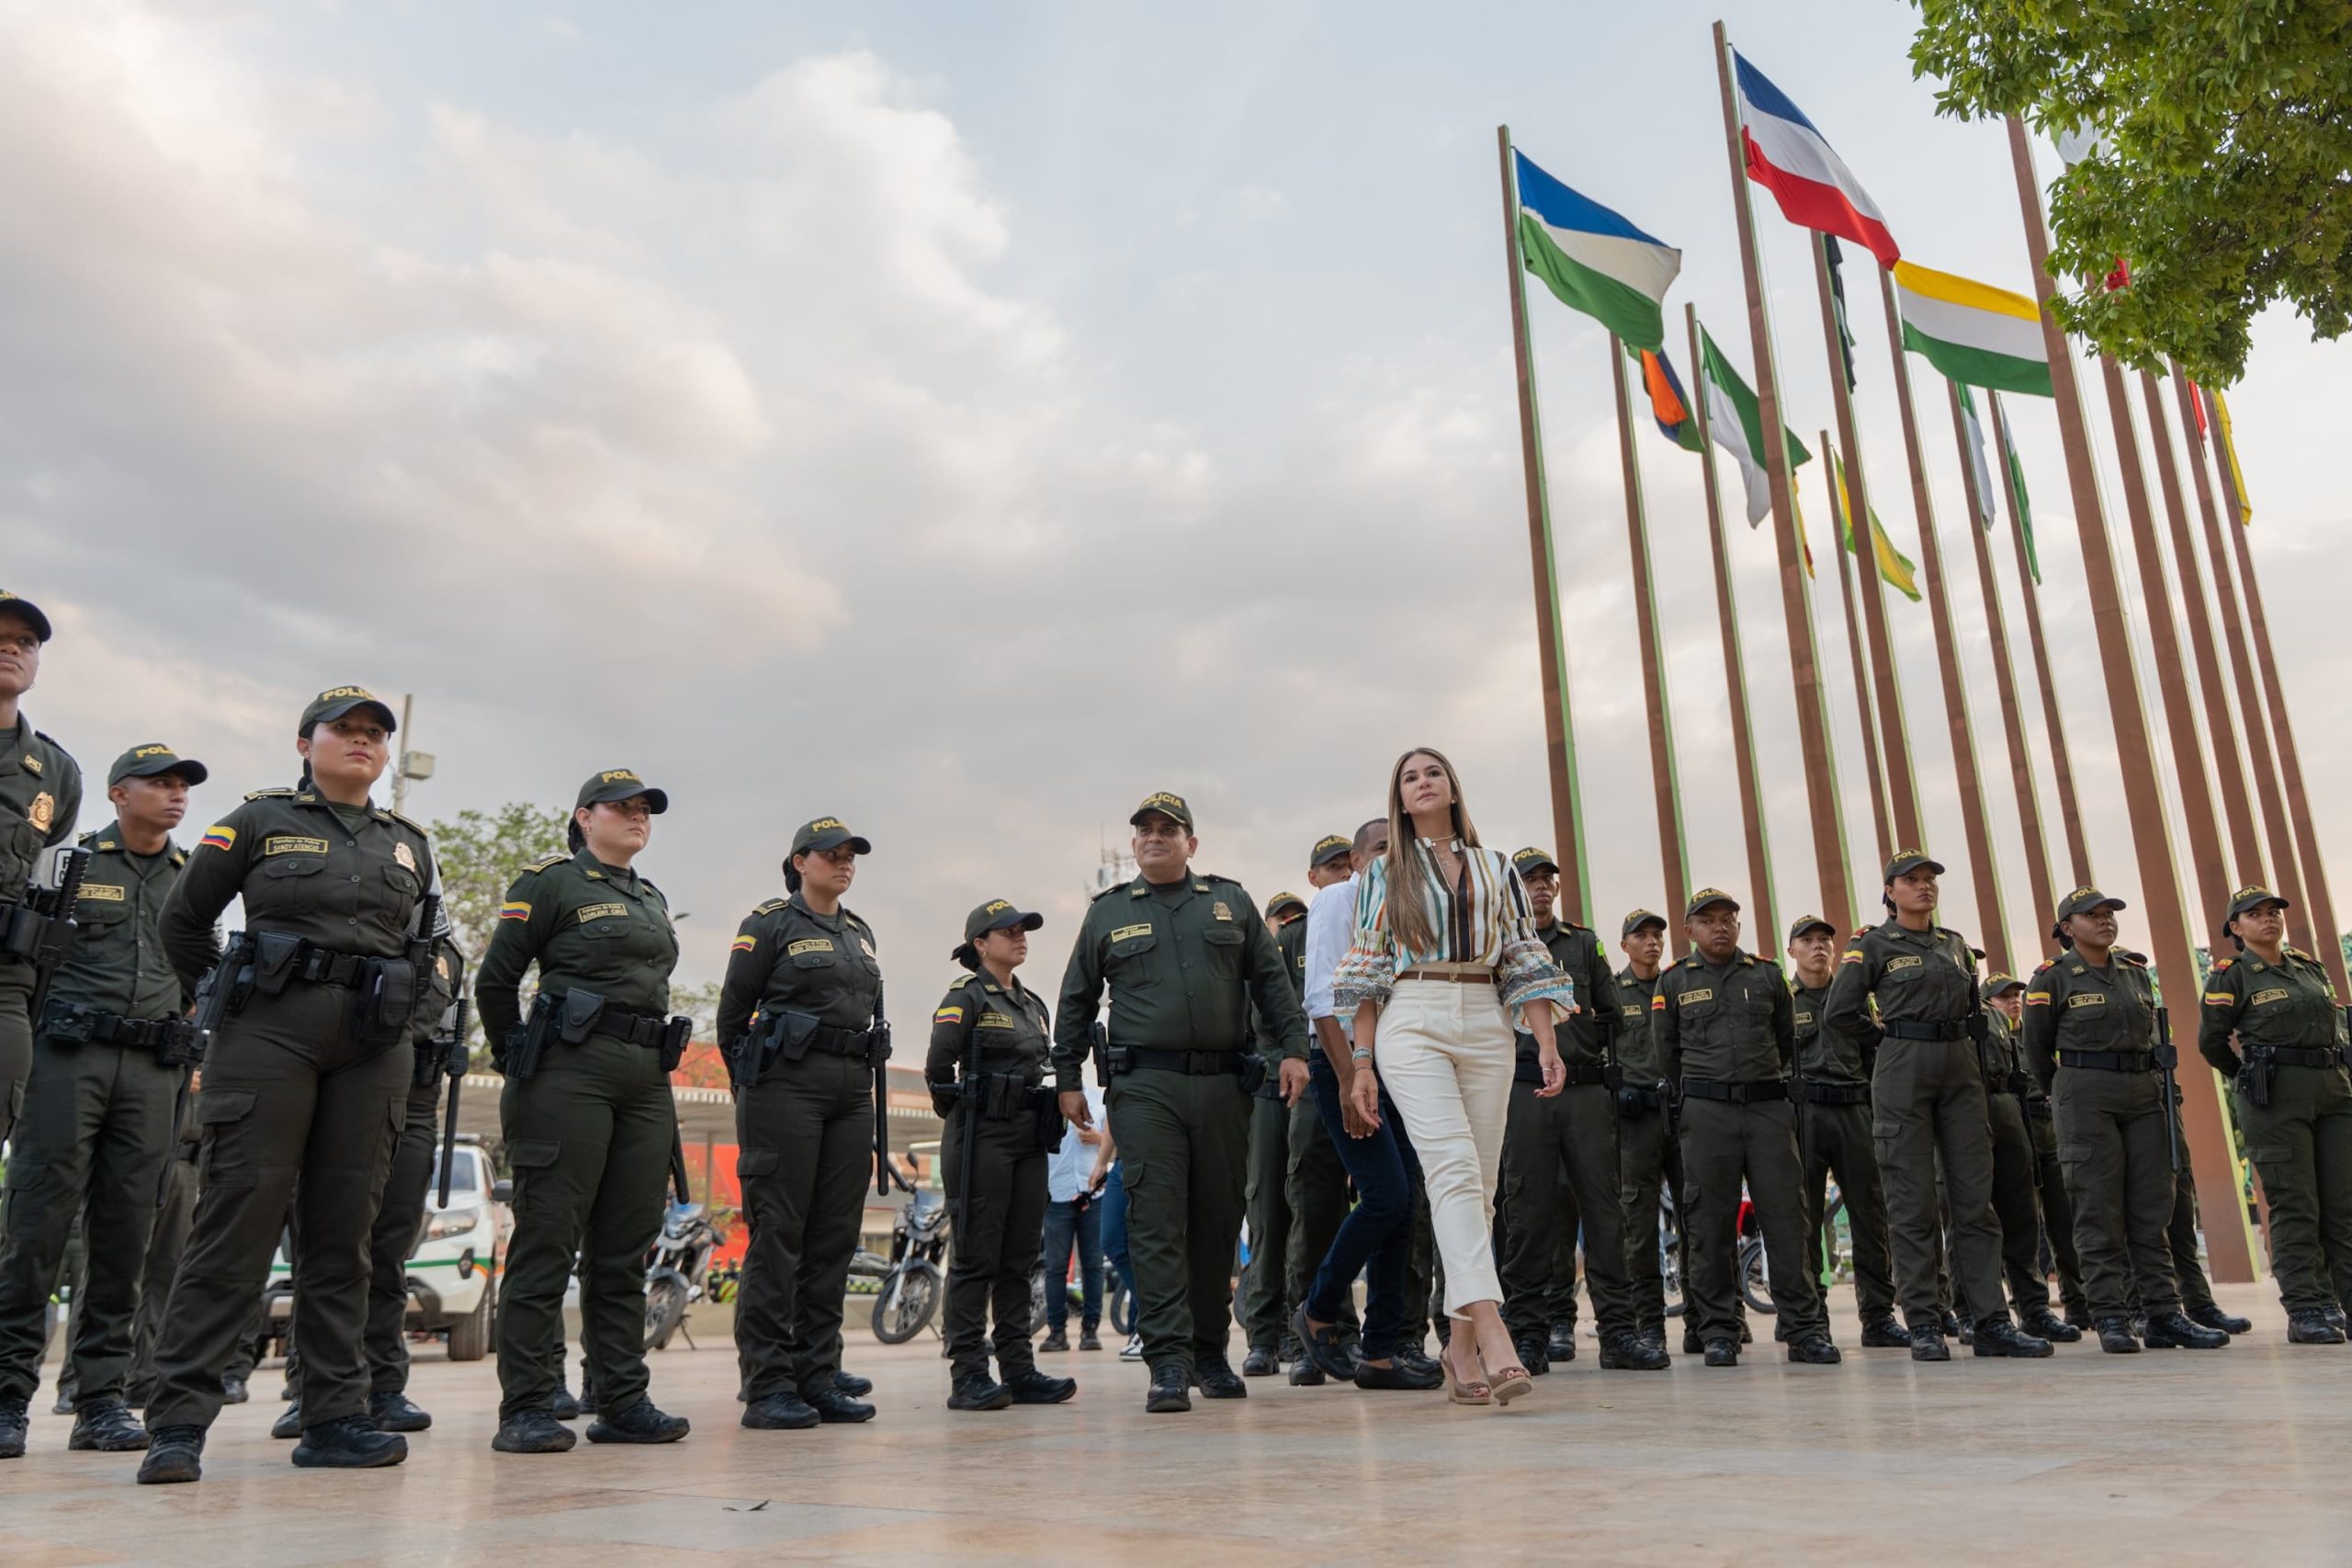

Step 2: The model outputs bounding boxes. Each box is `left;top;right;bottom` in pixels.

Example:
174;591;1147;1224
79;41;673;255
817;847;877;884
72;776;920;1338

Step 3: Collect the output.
1419;835;1461;851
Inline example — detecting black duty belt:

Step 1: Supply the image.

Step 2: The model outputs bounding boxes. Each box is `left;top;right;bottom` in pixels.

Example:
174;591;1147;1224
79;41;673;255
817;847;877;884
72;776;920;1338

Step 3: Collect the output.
960;1071;1052;1120
1799;1080;1870;1106
292;945;375;987
1619;1083;1665;1111
1880;1018;1968;1042
41;1003;175;1048
2251;1045;2342;1069
1515;1057;1607;1087
590;1002;670;1049
802;1021;884;1062
1985;1070;2033;1097
2056;1048;2152;1073
1128;1047;1249;1077
1679;1077;1787;1105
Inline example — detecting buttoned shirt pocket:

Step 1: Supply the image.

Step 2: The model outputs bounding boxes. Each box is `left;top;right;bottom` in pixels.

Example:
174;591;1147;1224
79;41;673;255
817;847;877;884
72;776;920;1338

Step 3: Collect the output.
1107;927;1160;988
1203;926;1246;981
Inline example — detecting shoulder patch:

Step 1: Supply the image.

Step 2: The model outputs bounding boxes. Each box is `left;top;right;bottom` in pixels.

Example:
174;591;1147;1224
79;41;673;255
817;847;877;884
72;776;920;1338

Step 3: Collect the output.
244;786;298;800
2032;958;2057;974
2209;957;2233;973
521;854;568;874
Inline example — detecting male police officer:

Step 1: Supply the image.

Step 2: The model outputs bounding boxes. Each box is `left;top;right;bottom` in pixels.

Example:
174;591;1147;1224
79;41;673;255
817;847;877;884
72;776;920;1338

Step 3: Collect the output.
0;746;205;1458
0;591;85;1149
1988;976;2090;1328
1654;890;1837;1367
1283;836;1369;1384
1613;909;1681;1351
1498;849;1665;1373
1055;793;1309;1413
1966;974;2080;1343
1787;915;1905;1348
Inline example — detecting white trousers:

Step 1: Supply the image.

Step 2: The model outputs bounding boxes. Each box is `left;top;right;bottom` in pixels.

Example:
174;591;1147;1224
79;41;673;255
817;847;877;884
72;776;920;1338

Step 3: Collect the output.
1375;977;1516;1316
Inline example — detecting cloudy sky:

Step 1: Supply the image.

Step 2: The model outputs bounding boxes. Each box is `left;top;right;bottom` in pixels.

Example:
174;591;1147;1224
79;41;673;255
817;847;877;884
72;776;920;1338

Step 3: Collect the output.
8;0;2346;995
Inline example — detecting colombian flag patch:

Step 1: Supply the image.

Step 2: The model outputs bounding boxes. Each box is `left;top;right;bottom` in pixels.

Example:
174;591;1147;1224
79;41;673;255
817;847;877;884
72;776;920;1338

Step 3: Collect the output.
934;1006;965;1025
731;935;757;953
199;826;235;852
499;900;531;921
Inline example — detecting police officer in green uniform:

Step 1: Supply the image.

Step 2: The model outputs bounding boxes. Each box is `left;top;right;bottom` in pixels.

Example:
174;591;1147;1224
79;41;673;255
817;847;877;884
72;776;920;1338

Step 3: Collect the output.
926;900;1077;1411
479;770;693;1453
1653;889;1837;1366
719;817;889;1430
1498;849;1666;1373
2018;886;2228;1355
1278;837;1365;1385
139;687;442;1483
1612;909;1682;1351
2151;1099;2250;1337
2201;886;2352;1343
1240;884;1310;1377
128;1077;259;1410
0;591;85;1150
1990;977;2091;1326
1053;792;1309;1414
1824;852;2051;1363
0;746;205;1459
1785;915;1905;1347
1973;975;2082;1342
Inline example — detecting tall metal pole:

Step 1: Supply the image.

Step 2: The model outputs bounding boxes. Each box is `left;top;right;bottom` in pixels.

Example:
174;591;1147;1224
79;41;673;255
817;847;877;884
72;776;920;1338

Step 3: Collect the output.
1687;305;1781;949
1989;389;2093;887
2006;114;2250;1281
1824;434;1894;868
1712;23;1854;933
1813;236;1924;850
393;693;414;816
1877;272;2011;972
1951;387;2058;935
1497;125;1589;920
1611;336;1693;947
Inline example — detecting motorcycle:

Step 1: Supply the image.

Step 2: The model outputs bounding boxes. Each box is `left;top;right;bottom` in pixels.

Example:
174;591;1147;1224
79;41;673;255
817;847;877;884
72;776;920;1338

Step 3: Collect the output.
643;1199;725;1351
870;1165;949;1344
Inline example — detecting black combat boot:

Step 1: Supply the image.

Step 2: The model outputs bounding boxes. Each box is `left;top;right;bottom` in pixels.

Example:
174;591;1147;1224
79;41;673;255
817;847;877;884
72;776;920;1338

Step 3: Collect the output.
587;1398;692;1442
1598;1331;1670;1371
1287;1359;1327;1386
219;1374;248;1405
741;1391;820;1429
1785;1335;1841;1365
1513;1337;1550;1377
1702;1338;1739;1368
804;1384;875;1424
0;1396;27;1460
2019;1310;2081;1344
368;1391;432;1432
550;1379;581;1421
291;1416;409;1469
68;1399;152;1451
832;1369;874;1397
2095;1316;2141;1354
1547;1322;1577;1361
1859;1315;1911;1348
1973;1318;2053;1358
492;1410;578;1452
946;1372;1012;1412
1908;1321;1951;1362
1037;1328;1070;1353
1242;1345;1279;1377
2142;1310;2230;1349
1193;1356;1247;1398
2287;1308;2346;1345
2188;1303;2252;1336
1003;1369;1078;1404
269;1402;303;1439
1144;1363;1191;1413
136;1425;205;1483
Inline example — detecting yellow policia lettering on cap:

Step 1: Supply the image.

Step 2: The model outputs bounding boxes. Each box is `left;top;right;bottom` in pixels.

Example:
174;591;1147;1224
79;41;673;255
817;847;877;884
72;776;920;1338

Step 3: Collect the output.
1139;793;1183;814
788;938;834;956
808;818;846;833
200;825;236;852
500;901;530;921
601;770;642;785
1110;923;1152;943
933;1006;965;1025
731;934;756;953
316;685;376;702
133;744;173;761
576;902;628;923
984;900;1012;916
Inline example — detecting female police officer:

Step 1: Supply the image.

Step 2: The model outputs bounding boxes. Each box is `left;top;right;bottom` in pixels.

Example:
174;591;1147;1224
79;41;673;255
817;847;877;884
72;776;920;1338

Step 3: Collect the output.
718;818;888;1431
927;900;1078;1412
2199;885;2352;1343
140;687;439;1483
477;770;692;1453
2020;886;2228;1355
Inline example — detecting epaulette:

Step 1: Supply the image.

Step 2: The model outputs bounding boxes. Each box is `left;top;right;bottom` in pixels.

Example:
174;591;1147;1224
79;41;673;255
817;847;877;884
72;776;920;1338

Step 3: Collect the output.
642;877;666;901
2281;946;2304;961
245;786;298;800
381;807;430;837
1740;954;1758;966
1091;883;1124;903
2032;958;2057;975
2120;950;2150;967
1850;926;1873;941
75;829;100;847
842;907;869;933
168;847;187;867
520;853;568;874
753;897;788;916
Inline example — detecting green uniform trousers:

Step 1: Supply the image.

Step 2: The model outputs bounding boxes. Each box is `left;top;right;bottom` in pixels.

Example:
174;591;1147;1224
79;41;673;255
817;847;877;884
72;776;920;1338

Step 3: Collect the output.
1678;1098;1826;1343
130;1146;255;1401
940;1107;1047;1382
2052;1064;2179;1318
1105;1066;1250;1375
1238;1091;1294;1350
366;1077;442;1393
733;1048;873;1401
1873;1038;2005;1328
2161;1100;2218;1315
0;1034;177;1406
2235;1065;2352;1312
149;985;409;1431
1797;1099;1896;1323
0;970;34;1145
1618;1105;1686;1336
2023;1100;2089;1318
1498;1081;1629;1341
1404;1181;1435;1349
495;1031;674;1421
1283;1089;1358;1346
1942;1091;2049;1320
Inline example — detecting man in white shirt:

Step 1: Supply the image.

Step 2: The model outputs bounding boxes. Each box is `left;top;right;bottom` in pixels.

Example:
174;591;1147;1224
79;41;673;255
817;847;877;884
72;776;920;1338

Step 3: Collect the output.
1036;1080;1108;1351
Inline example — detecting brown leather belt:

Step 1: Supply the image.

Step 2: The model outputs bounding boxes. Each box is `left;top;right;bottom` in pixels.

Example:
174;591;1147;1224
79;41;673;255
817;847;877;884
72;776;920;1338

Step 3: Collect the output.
1398;968;1490;985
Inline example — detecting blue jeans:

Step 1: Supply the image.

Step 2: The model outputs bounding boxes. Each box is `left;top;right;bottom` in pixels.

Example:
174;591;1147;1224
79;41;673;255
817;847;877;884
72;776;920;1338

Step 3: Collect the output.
1037;1198;1102;1332
1304;1055;1424;1359
1098;1163;1137;1303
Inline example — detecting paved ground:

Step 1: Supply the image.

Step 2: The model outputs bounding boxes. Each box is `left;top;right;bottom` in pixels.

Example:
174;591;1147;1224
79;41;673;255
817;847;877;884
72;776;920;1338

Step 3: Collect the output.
6;1283;2350;1565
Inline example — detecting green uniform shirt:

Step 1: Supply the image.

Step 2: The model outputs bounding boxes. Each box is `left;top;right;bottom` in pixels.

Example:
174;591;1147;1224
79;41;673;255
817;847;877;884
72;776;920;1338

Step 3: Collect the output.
1822;918;1978;1052
715;893;880;1046
1052;871;1308;1091
163;787;435;995
0;716;82;936
1791;976;1863;1085
1614;965;1665;1085
2018;947;2159;1087
476;848;677;1044
1983;1005;2030;1084
2197;945;2345;1075
926;970;1051;1088
1653;948;1793;1085
1274;913;1309;1000
51;822;190;1021
1521;919;1615;1067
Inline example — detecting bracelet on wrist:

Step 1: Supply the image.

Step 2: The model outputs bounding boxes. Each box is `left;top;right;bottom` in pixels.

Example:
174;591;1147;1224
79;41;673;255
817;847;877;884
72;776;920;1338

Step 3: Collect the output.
1351;1047;1373;1063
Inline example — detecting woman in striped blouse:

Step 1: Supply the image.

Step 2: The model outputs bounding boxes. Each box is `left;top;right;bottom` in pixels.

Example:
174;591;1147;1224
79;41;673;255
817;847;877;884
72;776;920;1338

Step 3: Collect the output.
1334;747;1572;1405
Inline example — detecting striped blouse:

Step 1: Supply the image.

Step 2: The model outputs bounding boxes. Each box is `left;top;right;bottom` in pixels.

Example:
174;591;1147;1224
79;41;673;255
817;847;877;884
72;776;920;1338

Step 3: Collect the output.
1330;841;1575;1025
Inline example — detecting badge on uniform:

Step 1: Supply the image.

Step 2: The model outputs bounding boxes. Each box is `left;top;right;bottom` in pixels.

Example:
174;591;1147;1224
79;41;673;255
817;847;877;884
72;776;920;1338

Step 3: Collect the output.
393;841;418;873
28;792;53;831
2251;987;2290;1006
21;756;40;775
1679;987;1713;1005
2067;993;2105;1009
1885;955;1922;972
1212;902;1233;922
577;902;628;923
859;939;876;957
788;938;834;956
1109;923;1152;943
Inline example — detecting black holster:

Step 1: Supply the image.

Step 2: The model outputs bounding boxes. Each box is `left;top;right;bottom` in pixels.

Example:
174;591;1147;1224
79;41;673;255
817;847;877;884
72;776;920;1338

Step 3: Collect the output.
2240;1049;2277;1109
351;957;417;1047
736;1009;822;1089
658;1015;692;1072
503;991;559;1080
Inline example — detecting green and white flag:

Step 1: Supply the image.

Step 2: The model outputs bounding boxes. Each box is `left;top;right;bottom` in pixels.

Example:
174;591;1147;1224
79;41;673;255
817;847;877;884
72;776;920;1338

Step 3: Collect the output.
1698;327;1811;525
1992;389;2041;582
1956;383;1996;529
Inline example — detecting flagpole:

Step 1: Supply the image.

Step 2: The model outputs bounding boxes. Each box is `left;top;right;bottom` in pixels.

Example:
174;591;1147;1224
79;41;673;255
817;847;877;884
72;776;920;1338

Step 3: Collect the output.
1951;387;2058;933
2205;386;2350;994
1688;304;1782;946
2099;352;2234;942
2006;113;2251;1283
1824;428;1894;865
1497;124;1589;921
1990;389;2093;886
1871;271;2011;970
1713;22;1854;933
2139;370;2267;886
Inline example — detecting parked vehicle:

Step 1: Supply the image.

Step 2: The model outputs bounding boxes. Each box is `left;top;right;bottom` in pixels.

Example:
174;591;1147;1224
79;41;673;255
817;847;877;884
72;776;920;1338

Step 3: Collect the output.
643;1199;726;1351
869;1167;948;1344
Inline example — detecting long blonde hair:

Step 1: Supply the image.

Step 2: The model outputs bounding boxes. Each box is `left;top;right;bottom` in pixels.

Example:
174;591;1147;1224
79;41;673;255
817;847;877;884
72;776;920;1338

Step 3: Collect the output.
1384;746;1481;956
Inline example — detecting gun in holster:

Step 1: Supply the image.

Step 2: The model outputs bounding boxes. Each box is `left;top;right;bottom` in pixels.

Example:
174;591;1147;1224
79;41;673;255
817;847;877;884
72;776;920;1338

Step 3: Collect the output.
1594;1007;1626;1110
191;933;256;1046
503;990;560;1080
870;984;893;1196
6;846;91;1025
1091;1021;1130;1080
2239;1046;2276;1109
348;891;437;1049
736;1008;822;1089
2153;1008;2181;1173
1237;1052;1269;1096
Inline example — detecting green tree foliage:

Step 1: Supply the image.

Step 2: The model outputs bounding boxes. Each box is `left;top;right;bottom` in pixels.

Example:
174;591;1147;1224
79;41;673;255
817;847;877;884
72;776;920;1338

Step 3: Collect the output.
1910;0;2352;382
425;801;571;960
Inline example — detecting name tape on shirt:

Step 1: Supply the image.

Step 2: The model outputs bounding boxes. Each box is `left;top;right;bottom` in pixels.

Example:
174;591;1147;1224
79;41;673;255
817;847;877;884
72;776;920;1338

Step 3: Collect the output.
1110;923;1153;943
264;836;329;857
2250;987;2290;1006
577;902;628;923
978;1010;1016;1030
1679;987;1713;1005
1885;955;1922;972
788;938;834;957
2067;992;2105;1009
79;883;126;902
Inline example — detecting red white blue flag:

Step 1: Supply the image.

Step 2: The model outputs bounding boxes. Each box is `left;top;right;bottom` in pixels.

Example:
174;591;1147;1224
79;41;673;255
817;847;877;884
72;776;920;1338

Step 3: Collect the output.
1734;51;1900;268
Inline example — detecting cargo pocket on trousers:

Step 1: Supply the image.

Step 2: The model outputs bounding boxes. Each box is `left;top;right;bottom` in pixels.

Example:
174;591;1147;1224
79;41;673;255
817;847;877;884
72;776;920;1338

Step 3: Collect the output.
734;1148;780;1224
2246;1144;2291;1169
196;1089;260;1190
506;1139;561;1220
